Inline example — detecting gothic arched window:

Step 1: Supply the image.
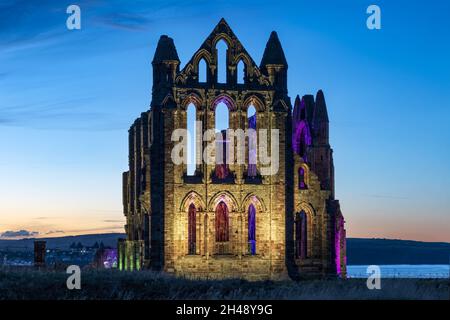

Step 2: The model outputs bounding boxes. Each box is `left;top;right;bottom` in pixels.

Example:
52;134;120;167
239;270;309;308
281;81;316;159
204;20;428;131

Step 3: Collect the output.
247;105;257;177
248;204;256;255
215;201;229;242
198;58;207;83
215;102;229;179
295;211;307;259
299;167;307;189
237;60;245;84
293;121;311;159
188;203;196;254
216;39;228;83
187;103;196;176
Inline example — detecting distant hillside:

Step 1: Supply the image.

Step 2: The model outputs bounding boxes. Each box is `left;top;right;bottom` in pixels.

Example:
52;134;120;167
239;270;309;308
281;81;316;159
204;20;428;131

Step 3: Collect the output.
347;238;450;265
0;233;125;250
1;235;449;264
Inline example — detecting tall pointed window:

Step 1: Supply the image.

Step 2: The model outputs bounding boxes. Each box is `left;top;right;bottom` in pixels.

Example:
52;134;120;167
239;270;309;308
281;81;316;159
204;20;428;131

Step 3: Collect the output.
216;39;228;83
188;203;196;254
215;101;229;179
295;211;307;259
247;105;257;177
215;201;229;242
198;58;207;83
237;60;245;84
248;204;256;255
187;103;197;176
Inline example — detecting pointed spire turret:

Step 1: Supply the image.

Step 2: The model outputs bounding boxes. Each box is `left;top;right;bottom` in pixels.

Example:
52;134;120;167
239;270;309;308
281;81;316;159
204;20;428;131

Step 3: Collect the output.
303;94;315;124
260;31;288;93
152;35;179;64
152;35;180;104
260;31;288;68
312;90;329;146
309;89;332;191
293;95;301;122
313;89;329;123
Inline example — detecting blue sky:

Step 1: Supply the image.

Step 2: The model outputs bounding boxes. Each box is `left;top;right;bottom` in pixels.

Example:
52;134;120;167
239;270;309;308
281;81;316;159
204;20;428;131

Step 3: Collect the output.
0;0;449;241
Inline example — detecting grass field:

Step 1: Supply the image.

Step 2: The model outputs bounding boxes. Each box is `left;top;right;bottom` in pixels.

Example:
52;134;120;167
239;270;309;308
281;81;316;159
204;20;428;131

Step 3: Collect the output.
0;267;448;300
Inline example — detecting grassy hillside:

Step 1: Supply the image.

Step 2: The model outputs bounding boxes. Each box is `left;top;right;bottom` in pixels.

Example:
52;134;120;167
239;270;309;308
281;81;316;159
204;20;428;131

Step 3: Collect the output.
347;238;450;265
0;233;125;250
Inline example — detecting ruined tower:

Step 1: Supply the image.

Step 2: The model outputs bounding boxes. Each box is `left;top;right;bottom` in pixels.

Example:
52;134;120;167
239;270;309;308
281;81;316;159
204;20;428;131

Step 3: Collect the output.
119;19;346;279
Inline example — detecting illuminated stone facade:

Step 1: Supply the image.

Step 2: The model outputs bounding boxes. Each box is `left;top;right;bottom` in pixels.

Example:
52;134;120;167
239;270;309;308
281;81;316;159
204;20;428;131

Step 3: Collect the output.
119;19;346;280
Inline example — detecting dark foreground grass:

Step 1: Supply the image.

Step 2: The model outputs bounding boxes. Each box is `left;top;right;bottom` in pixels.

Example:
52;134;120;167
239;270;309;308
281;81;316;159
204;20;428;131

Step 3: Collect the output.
0;268;448;300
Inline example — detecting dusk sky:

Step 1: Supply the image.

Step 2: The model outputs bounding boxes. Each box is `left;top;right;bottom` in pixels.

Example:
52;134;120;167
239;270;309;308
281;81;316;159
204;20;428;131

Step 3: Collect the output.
0;0;449;241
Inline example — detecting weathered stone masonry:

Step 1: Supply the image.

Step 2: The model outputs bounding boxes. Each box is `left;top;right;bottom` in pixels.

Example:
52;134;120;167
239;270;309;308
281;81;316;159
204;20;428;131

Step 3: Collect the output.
118;19;346;280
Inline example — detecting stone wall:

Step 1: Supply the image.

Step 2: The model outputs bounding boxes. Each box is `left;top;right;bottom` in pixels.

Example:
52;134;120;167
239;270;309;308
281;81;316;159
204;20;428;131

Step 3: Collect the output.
120;19;346;280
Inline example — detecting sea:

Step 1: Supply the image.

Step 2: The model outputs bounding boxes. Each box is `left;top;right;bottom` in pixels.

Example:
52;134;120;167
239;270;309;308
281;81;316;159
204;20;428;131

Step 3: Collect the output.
347;264;449;278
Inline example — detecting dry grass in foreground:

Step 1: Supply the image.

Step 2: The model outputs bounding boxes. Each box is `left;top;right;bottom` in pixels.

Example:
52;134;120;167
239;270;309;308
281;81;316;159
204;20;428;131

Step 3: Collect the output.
0;267;448;300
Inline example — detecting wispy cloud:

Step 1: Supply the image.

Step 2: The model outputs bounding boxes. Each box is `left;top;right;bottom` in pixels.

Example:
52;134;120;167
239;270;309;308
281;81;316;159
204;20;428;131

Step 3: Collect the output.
0;229;39;239
95;12;153;31
45;230;65;235
0;97;125;131
0;0;206;52
0;0;71;52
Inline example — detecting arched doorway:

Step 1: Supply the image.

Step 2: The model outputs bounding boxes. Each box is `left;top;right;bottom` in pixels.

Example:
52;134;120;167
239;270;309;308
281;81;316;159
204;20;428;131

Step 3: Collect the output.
295;210;307;259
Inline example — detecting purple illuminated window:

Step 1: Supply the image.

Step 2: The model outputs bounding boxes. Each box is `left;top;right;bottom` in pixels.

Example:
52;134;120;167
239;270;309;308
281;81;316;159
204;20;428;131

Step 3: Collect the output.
292;120;311;158
188;203;196;254
248;204;256;255
298;167;307;190
335;214;345;276
101;249;118;268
